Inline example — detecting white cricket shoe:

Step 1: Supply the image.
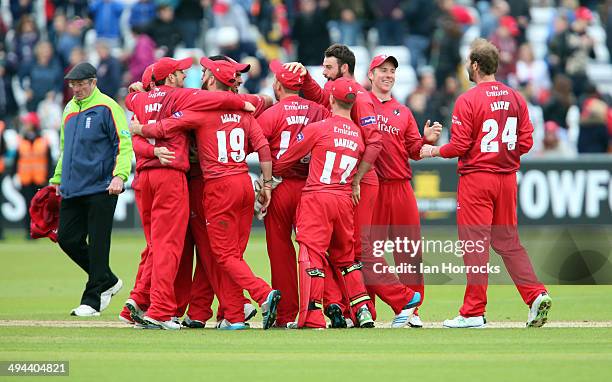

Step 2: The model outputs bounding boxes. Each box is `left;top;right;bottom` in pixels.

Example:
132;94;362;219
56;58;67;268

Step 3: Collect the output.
143;316;181;330
443;315;486;328
527;293;552;328
345;318;355;328
100;279;123;311
391;292;421;328
244;303;257;322
70;305;100;317
408;314;423;328
216;319;230;329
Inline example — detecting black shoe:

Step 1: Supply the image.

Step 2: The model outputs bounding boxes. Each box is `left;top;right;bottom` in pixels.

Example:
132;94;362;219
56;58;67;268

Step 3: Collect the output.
325;303;347;328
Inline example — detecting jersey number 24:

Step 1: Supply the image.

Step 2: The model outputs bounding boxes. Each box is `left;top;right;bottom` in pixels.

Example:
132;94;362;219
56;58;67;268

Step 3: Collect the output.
481;117;517;153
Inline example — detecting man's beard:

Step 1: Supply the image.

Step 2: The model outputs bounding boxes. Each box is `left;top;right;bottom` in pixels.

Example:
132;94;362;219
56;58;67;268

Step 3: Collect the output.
467;67;475;83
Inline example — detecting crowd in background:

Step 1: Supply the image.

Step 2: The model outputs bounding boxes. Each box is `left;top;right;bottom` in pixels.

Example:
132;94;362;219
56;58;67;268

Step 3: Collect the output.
0;0;611;181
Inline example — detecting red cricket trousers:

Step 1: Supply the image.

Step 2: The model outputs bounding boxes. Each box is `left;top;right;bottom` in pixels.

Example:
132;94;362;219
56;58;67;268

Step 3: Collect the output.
369;180;422;313
296;192;372;328
139;168;189;321
122;187;152;314
171;174;219;322
263;178;305;325
457;172;547;317
204;173;272;314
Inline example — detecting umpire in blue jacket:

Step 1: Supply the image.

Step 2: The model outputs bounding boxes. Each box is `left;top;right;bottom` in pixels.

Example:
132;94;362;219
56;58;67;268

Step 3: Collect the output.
50;62;133;317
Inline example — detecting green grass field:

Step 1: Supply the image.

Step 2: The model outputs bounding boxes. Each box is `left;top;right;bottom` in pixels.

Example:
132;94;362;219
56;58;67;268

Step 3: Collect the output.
1;229;612;381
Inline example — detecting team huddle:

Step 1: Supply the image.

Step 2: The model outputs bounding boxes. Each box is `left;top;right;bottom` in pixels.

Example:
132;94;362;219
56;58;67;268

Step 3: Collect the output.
111;38;551;330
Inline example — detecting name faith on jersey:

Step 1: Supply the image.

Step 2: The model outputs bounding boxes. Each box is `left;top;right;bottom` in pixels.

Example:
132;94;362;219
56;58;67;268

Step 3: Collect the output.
334;138;358;151
286;115;309;125
490;101;510;112
221;113;241;123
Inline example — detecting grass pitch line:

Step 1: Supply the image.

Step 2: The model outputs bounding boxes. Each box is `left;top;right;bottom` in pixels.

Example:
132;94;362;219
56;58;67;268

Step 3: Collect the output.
1;320;611;329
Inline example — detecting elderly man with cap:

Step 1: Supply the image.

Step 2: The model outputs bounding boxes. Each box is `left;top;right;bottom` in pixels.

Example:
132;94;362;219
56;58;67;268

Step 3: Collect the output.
50;62;133;317
272;77;375;329
254;60;330;327
131;58;281;330
366;55;442;328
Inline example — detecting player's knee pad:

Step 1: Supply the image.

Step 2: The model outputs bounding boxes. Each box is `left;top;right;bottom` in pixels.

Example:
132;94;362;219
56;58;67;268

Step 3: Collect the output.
340;261;363;276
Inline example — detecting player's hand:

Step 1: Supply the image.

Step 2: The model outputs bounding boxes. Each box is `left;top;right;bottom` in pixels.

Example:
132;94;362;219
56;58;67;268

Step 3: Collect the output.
51;183;60;196
107;176;124;195
259;187;272;209
153;147;175;165
424;120;443;143
129;116;144;136
243;101;256;112
351;180;361;206
283;62;307;76
420;144;439;158
128;81;145;93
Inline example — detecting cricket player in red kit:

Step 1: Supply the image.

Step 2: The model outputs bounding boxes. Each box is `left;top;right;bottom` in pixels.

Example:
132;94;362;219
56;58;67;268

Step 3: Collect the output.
421;39;551;328
274;78;376;329
123;57;252;330
285;45;382;324
132;58;281;330
180;55;271;327
366;55;443;327
257;60;330;326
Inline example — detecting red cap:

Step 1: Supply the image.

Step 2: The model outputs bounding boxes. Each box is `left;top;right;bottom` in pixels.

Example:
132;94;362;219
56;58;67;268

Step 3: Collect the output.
29;185;61;242
142;64;154;90
499;15;519;36
200;57;238;87
545;121;559;134
330;77;358;104
152;57;192;82
368;54;399;73
575;6;593;22
269;59;303;90
225;56;251;73
20;112;40;128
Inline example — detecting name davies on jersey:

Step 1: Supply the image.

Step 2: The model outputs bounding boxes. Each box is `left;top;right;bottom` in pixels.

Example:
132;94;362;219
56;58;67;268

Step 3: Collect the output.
221;113;241;123
145;103;162;113
286;115;309;125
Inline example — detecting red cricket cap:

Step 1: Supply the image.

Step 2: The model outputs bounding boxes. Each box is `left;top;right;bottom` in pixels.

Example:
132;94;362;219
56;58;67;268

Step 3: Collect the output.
330;77;358;104
269;59;303;90
368;54;399;73
575;6;593;22
29;185;61;242
200;57;238;87
499;15;519;36
152;57;192;82
225;56;251;73
142;64;154;90
20;112;40;128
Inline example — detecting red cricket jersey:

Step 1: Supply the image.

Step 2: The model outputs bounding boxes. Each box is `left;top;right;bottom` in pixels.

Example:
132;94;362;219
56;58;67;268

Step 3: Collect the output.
143;109;269;180
239;93;269;118
301;73;382;185
370;93;426;180
439;81;534;174
257;95;330;179
274;115;364;197
126;85;246;173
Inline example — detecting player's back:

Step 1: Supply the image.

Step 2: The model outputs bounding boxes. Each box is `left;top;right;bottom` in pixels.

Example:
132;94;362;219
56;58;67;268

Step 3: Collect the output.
454;81;533;174
304;115;364;196
259;95;330;178
127;86;191;172
195;109;267;179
